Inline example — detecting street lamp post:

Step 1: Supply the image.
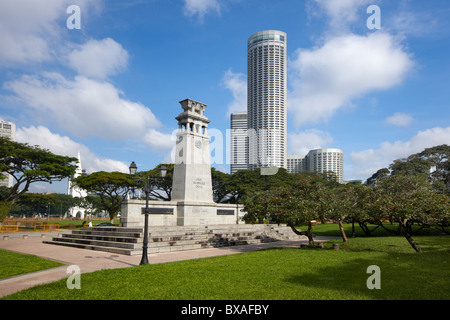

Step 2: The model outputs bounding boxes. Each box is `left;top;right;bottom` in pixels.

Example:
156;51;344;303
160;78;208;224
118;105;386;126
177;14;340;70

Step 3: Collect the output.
129;161;167;265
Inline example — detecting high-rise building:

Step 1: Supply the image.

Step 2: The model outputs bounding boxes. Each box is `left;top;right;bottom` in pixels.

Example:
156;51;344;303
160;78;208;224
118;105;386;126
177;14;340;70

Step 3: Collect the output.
0;121;16;188
287;155;307;174
287;148;344;183
247;30;287;170
306;148;343;183
230;112;248;174
0;121;15;140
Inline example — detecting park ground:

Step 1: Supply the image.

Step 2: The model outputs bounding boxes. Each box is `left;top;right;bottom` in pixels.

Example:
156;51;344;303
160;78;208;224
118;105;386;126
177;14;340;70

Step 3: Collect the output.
0;221;449;300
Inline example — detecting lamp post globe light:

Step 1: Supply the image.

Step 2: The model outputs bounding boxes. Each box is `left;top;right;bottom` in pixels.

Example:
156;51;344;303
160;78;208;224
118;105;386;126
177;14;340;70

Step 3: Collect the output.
129;161;137;176
129;162;167;265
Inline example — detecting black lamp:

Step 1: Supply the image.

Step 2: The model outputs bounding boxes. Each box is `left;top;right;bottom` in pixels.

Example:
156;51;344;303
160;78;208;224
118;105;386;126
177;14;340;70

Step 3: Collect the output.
129;161;137;176
128;161;167;265
159;165;167;178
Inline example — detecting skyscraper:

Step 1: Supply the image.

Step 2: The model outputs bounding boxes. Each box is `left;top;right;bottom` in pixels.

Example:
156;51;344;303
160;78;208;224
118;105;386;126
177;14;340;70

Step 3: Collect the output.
247;30;287;170
230;112;248;174
0;121;16;188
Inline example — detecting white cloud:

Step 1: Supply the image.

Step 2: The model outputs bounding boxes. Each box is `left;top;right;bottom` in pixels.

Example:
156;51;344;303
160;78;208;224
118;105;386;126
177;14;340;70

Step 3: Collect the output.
5;72;161;140
0;0;101;67
311;0;372;33
67;38;129;79
384;112;413;127
142;128;176;153
288;129;334;155
349;127;450;180
183;0;222;20
288;32;413;127
15;125;129;173
222;69;247;116
384;4;439;37
0;0;61;65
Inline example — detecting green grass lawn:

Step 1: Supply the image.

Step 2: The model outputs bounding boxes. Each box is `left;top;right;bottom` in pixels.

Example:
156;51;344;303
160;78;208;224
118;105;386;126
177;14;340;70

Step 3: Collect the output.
0;249;63;280
7;219;120;231
2;229;449;300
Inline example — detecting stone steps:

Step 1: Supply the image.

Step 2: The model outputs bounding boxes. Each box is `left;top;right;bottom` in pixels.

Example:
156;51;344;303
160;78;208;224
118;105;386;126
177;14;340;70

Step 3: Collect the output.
43;226;145;255
43;224;305;255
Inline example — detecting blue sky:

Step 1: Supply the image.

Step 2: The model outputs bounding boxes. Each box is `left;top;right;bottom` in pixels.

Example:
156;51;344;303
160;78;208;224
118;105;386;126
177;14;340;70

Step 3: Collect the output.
1;0;449;193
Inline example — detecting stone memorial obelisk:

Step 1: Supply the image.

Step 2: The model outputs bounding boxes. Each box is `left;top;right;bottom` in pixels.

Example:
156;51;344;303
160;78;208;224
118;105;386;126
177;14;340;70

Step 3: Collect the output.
172;99;219;226
172;99;213;203
120;98;245;227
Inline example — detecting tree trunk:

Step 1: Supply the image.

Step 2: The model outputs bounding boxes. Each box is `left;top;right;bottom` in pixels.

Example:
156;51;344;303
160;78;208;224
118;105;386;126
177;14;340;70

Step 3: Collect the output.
404;232;422;252
337;220;348;243
401;220;422;253
288;222;303;235
359;222;369;235
0;201;13;223
436;223;450;235
358;222;380;236
396;223;402;235
306;222;314;247
108;210;118;225
288;222;314;247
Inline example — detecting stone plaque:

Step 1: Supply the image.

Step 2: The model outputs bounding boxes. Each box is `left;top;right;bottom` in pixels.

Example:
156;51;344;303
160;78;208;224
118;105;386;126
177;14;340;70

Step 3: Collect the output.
142;207;174;215
217;209;235;215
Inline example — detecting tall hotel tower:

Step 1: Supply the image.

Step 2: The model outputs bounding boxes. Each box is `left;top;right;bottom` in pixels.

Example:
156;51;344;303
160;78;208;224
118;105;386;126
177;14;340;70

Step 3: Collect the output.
247;30;287;170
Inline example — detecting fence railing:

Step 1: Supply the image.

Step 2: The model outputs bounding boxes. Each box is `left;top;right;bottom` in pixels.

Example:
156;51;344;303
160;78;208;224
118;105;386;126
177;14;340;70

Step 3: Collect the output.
0;225;19;233
34;224;60;231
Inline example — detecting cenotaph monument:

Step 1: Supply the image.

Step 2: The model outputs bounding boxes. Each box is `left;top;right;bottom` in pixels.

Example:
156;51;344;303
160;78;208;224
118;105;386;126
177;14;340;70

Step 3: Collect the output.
172;98;213;203
120;99;245;227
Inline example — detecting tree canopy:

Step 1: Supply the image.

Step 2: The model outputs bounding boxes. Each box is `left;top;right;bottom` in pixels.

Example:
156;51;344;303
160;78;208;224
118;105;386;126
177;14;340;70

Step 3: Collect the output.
72;171;136;222
366;144;450;194
0;137;77;221
241;145;450;252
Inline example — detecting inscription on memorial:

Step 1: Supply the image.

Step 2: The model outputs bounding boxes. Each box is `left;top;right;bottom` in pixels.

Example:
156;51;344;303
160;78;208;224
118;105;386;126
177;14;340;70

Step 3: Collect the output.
217;209;235;215
193;178;206;189
142;208;174;215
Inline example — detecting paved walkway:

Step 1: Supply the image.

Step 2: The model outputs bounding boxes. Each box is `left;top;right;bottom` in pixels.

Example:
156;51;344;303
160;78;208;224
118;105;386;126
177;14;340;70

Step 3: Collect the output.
0;230;337;298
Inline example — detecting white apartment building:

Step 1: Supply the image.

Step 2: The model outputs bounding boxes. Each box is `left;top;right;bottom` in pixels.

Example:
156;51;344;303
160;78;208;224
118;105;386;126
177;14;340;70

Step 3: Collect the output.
0;121;16;188
247;30;287;170
288;148;344;183
286;155;307;174
230;112;248;174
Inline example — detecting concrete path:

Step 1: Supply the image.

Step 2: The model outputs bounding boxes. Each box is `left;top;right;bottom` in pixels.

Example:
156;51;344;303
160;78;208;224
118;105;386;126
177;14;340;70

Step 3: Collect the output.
0;231;338;298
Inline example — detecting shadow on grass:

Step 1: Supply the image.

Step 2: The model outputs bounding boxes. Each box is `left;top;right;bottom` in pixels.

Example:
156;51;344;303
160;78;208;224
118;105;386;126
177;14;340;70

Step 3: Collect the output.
283;239;450;300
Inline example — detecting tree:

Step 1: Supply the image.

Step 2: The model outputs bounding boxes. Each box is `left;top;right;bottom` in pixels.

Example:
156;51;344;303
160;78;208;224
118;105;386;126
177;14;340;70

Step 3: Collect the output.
0;138;77;222
228;167;298;203
242;173;325;246
416;144;450;193
72;171;136;223
7;193;78;218
376;175;440;252
371;144;450;194
427;192;450;234
211;168;232;203
139;164;173;201
321;185;358;244
390;157;433;179
366;168;390;186
83;195;107;217
352;185;384;236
